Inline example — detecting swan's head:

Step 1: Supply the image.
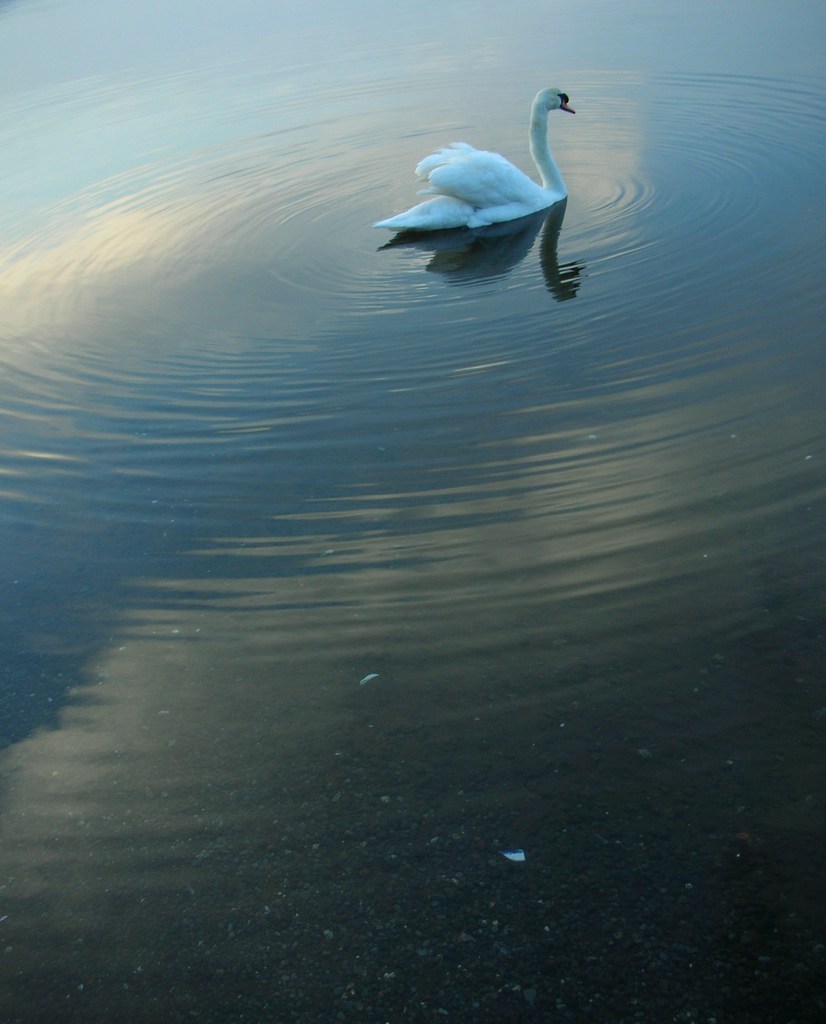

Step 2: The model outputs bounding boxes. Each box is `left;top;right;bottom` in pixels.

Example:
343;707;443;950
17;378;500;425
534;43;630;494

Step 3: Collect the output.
535;88;576;114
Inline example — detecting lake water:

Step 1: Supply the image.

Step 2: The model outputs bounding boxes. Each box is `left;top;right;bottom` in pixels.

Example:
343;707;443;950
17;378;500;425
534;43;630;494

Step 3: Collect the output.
1;1;825;1021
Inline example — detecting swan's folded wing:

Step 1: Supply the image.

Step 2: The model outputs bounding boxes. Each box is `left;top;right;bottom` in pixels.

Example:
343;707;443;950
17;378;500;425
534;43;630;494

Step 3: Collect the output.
415;143;477;179
415;144;536;208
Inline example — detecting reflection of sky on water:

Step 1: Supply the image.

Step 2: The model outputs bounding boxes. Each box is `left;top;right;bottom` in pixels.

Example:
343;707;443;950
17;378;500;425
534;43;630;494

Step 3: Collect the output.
1;2;825;1019
3;0;824;231
3;0;824;93
0;75;642;335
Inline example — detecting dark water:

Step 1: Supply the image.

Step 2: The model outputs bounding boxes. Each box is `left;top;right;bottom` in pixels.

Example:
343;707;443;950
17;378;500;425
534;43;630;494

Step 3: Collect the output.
1;2;825;1021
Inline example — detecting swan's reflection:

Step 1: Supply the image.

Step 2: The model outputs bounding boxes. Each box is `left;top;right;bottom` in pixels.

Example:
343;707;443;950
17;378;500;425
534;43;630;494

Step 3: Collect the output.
378;200;583;300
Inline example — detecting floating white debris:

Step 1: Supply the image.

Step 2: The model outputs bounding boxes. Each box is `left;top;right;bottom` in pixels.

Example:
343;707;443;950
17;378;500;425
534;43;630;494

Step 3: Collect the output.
500;849;526;862
359;673;380;686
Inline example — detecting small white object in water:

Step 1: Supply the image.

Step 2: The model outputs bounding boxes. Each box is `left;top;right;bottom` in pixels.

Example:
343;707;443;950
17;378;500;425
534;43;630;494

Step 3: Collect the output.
501;849;526;862
359;673;380;686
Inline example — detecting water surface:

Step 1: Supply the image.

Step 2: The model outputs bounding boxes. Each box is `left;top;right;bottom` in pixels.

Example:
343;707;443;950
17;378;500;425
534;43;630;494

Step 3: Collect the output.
1;2;825;1021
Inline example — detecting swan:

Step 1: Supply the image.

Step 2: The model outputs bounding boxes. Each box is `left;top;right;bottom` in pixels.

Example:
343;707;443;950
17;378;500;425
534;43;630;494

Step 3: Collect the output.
374;88;575;232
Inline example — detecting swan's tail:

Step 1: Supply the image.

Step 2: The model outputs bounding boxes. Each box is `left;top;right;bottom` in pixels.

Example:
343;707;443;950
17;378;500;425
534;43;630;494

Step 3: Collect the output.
373;195;475;231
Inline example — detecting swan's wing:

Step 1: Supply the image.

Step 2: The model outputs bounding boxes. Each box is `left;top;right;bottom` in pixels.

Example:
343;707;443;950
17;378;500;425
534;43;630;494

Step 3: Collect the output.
415;143;538;209
374;143;549;231
415;143;478;179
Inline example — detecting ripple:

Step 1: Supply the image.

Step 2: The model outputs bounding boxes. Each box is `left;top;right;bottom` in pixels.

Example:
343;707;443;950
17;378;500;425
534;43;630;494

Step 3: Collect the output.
1;64;825;641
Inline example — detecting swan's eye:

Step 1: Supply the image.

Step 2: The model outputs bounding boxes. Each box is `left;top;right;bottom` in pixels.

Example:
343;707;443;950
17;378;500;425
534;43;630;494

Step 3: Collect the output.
558;93;569;105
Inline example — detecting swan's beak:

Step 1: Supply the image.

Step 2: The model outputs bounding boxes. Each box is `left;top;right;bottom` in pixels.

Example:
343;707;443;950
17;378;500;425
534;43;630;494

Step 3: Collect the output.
560;98;575;114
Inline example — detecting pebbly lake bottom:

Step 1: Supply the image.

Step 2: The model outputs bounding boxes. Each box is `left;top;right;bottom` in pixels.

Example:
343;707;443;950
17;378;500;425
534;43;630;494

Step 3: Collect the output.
0;561;824;1024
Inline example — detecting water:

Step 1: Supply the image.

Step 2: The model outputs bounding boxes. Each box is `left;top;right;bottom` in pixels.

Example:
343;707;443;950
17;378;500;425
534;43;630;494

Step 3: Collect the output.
1;2;825;1021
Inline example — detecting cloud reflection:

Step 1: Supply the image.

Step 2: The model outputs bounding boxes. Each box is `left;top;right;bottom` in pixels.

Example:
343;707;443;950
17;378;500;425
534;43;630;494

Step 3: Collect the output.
4;23;824;1018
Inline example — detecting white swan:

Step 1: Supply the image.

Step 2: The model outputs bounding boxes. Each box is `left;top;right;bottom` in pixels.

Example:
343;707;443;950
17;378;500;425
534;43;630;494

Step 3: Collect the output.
374;88;575;232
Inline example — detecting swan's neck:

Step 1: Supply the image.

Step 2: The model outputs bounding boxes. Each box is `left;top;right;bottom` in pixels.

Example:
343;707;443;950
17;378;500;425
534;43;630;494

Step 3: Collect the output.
530;103;566;196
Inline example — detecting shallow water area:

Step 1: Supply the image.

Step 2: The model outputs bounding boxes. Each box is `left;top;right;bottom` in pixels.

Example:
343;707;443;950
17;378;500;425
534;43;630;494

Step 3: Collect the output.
1;2;825;1022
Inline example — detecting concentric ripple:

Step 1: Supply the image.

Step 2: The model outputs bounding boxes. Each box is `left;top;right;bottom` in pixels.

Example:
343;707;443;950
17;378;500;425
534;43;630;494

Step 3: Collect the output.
1;62;825;650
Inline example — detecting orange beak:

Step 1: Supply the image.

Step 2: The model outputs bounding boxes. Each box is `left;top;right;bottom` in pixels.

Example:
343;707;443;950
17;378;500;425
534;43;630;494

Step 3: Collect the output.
560;98;576;114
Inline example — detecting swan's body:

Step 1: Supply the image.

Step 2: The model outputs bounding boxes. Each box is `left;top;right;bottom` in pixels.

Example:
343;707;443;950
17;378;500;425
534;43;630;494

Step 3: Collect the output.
374;88;574;232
